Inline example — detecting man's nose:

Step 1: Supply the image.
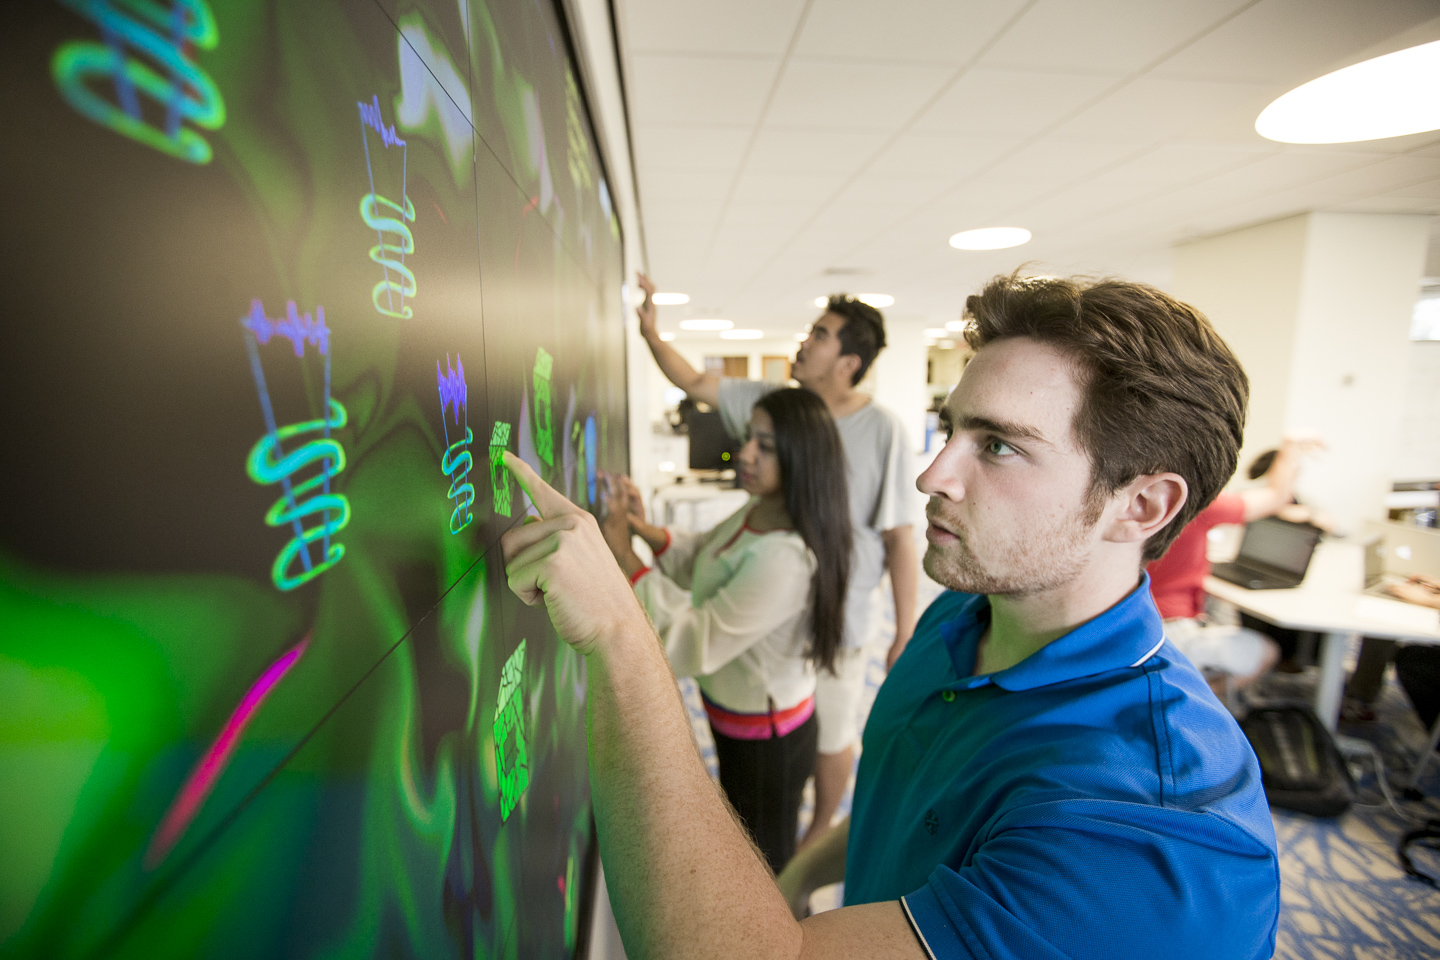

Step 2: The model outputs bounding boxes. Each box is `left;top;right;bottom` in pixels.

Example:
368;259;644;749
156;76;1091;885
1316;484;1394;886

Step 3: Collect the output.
917;442;965;502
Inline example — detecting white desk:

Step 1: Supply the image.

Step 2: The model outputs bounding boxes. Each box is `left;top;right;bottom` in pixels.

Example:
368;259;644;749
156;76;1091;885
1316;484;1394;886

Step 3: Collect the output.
650;482;750;533
1204;541;1440;731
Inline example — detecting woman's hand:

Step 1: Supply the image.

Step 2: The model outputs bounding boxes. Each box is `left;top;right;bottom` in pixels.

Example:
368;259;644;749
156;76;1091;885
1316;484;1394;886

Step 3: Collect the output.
599;473;635;557
501;453;651;655
1389;575;1440;610
619;475;647;529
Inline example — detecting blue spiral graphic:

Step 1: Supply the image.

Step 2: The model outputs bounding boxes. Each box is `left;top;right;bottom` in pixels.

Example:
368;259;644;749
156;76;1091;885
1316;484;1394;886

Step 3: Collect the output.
441;428;475;534
360;192;416;319
247;399;351;590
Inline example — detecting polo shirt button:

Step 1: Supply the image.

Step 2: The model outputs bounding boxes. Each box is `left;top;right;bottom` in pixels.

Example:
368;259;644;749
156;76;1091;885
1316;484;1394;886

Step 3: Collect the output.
940;690;956;703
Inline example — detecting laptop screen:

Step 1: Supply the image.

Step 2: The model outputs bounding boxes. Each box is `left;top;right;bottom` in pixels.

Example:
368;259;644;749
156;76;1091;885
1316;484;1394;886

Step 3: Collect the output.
1238;517;1321;575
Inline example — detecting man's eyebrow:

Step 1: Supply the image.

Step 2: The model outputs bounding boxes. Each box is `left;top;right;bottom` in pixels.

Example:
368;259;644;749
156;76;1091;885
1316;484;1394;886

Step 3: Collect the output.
956;414;1049;445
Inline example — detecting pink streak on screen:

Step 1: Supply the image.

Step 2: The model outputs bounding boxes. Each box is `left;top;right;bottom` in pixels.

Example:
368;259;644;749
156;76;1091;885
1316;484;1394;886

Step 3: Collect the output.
145;634;310;868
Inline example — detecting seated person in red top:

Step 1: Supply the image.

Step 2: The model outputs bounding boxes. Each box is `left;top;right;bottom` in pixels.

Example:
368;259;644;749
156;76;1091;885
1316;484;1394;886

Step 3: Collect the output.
1147;435;1324;695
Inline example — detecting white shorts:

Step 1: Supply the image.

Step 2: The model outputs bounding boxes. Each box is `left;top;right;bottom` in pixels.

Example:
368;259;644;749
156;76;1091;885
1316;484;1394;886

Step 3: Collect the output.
814;644;871;754
1165;619;1272;677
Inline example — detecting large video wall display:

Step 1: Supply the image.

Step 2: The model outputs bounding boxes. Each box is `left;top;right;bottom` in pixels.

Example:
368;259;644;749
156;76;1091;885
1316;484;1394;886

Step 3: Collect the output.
0;1;626;957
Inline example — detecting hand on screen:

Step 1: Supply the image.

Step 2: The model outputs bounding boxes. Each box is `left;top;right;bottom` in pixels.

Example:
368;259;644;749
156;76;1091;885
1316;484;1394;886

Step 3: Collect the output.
501;453;649;654
597;473;634;557
619;475;646;528
636;273;658;339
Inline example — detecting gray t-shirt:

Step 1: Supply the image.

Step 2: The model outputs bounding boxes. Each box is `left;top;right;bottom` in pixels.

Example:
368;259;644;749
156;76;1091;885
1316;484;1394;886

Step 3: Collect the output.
717;379;915;651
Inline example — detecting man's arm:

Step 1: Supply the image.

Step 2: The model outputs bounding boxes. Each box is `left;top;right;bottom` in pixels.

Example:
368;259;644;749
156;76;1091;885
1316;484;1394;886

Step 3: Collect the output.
881;526;918;669
1239;435;1324;522
636;273;720;407
500;454;925;960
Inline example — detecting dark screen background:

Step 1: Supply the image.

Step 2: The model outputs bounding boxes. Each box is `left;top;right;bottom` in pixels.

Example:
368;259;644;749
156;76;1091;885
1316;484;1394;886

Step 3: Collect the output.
0;1;624;956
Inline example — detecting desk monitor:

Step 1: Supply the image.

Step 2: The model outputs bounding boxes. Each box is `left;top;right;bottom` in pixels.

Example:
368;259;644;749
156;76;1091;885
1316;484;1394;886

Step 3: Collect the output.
686;409;742;471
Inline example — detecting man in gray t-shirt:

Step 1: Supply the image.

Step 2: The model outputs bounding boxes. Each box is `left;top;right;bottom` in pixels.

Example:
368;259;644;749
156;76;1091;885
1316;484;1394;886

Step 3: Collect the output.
636;275;918;852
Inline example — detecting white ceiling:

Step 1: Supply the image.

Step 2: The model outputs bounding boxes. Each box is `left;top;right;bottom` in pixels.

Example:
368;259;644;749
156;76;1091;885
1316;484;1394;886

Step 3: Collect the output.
615;0;1440;337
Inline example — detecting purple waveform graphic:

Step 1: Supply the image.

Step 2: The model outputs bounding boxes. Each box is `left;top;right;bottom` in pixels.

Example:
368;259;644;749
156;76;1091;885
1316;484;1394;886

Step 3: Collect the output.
242;299;330;357
358;95;406;148
437;354;467;424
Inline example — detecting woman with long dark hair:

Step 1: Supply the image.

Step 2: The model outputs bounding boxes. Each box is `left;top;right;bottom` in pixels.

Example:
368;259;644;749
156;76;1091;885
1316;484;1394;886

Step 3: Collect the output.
600;387;851;872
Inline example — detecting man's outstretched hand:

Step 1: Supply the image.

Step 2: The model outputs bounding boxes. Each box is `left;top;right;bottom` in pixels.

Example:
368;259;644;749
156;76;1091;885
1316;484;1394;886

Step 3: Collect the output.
636;273;659;341
500;452;651;656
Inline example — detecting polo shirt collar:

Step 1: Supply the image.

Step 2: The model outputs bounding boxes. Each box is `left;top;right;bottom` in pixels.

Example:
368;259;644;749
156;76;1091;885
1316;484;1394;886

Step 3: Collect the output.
942;574;1166;691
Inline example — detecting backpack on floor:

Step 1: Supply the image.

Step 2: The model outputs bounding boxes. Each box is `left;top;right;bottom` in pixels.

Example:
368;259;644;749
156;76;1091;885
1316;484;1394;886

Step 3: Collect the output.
1240;705;1354;817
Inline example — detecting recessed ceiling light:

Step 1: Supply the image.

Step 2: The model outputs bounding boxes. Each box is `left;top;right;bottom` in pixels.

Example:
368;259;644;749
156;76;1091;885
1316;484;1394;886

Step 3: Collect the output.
651;292;690;305
944;320;965;332
679;318;733;331
720;329;764;340
794;331;808;342
856;293;894;308
813;296;828;308
1256;39;1440;143
924;328;948;338
949;227;1031;250
659;332;676;341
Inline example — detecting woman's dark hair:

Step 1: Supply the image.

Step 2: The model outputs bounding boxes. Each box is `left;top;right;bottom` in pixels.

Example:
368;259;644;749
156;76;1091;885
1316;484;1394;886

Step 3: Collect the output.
1248;449;1278;481
753;388;851;674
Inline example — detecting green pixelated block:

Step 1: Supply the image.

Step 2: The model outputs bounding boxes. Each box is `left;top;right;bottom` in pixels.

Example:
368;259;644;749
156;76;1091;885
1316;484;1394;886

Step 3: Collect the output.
533;348;554;466
490;421;513;517
494;639;529;822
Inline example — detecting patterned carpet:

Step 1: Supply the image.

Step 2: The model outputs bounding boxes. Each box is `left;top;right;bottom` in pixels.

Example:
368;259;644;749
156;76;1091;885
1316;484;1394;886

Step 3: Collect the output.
678;571;1440;956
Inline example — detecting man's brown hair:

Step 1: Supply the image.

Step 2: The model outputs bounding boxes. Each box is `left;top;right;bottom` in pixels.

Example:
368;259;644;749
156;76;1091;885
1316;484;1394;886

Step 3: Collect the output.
963;272;1249;561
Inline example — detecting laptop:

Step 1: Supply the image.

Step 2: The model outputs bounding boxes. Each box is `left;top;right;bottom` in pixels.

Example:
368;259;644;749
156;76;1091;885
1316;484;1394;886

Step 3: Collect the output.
1361;520;1440;596
1211;517;1323;590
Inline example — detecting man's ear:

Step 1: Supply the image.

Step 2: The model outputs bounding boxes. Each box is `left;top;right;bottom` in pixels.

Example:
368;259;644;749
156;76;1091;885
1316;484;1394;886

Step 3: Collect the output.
836;352;862;384
1101;473;1188;546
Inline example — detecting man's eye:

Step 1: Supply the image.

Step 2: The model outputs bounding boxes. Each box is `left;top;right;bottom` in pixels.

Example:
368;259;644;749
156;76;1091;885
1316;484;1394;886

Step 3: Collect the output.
987;438;1018;457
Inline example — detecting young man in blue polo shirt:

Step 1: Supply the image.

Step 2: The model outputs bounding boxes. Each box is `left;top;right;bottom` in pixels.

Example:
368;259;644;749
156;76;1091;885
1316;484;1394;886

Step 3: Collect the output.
499;272;1279;960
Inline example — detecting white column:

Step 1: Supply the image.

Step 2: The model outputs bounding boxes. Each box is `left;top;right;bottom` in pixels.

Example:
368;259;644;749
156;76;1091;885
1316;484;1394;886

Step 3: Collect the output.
869;315;930;454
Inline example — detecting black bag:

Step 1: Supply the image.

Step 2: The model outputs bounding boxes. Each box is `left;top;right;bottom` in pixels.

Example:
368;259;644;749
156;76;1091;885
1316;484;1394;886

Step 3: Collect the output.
1240;705;1353;817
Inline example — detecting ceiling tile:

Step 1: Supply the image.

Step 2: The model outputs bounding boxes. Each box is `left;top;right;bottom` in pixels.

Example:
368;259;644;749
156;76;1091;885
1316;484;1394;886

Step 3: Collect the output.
746;128;890;174
634;125;754;171
912;67;1118;137
628;55;780;126
1152;0;1440;84
794;0;1031;65
729;170;849;207
765;60;956;131
980;0;1245;76
639;169;734;205
623;0;809;56
868;132;1020;178
1048;76;1278;144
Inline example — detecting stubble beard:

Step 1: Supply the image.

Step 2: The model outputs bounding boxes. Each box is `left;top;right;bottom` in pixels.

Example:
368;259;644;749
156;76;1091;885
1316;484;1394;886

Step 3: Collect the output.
923;511;1095;597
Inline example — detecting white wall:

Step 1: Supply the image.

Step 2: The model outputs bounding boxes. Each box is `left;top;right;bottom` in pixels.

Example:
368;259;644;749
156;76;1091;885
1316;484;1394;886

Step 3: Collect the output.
1173;214;1308;469
1174;212;1430;533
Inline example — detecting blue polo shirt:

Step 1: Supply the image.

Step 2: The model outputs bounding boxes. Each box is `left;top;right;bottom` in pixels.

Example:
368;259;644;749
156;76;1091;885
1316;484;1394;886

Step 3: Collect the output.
847;576;1279;960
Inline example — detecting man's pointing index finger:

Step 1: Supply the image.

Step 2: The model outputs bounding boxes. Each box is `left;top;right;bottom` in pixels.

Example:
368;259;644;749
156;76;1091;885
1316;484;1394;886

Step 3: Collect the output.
502;450;575;520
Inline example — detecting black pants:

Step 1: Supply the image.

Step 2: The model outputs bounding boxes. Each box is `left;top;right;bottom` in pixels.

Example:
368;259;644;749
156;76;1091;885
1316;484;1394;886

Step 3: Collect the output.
710;711;818;874
1396;645;1440;734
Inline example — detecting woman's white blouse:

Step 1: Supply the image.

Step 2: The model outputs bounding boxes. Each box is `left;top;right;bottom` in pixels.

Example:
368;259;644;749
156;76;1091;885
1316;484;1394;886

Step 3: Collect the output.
634;502;818;714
